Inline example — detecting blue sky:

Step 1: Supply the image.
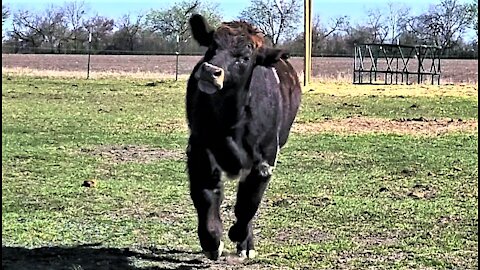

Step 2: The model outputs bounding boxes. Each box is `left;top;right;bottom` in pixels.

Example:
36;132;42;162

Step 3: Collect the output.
3;0;476;40
4;0;463;22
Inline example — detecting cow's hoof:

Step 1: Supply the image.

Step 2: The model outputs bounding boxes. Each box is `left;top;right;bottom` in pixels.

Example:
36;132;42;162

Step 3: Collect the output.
203;241;224;260
238;249;256;259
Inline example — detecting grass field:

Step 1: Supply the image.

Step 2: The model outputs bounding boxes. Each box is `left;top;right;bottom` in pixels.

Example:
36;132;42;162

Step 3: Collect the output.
2;74;478;269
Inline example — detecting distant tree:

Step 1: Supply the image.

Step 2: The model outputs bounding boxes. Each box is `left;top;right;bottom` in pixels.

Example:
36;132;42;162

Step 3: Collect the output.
239;0;302;47
396;31;421;45
111;13;144;51
321;15;350;39
10;5;73;53
64;0;89;52
2;4;8;23
144;0;221;52
364;8;389;43
308;14;349;53
38;5;70;52
467;0;478;38
136;30;170;53
323;33;350;55
83;14;115;51
341;8;390;49
11;9;46;50
385;1;411;43
344;26;376;46
2;4;10;41
404;0;473;48
310;16;328;53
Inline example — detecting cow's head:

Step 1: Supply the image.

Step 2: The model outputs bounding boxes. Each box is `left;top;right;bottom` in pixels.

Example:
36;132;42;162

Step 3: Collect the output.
189;14;288;94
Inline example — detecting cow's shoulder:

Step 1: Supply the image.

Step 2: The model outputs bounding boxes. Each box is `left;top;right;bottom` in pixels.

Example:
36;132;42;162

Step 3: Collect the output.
264;60;297;92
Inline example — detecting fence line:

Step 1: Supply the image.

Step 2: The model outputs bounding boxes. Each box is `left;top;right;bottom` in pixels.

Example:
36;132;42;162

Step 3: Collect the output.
2;53;478;83
1;45;478;59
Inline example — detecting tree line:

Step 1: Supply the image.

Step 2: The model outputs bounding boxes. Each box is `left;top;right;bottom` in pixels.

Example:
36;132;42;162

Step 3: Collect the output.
1;0;478;58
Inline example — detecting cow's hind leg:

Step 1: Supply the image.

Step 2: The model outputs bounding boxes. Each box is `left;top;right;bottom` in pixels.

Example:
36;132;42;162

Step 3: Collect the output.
187;143;224;260
228;160;273;258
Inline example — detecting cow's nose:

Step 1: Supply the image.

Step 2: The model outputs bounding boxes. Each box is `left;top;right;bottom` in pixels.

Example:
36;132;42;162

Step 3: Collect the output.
200;63;225;89
203;63;224;79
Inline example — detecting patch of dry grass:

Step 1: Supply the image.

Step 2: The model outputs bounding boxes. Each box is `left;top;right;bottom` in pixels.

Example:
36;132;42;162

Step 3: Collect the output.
2;67;190;80
293;117;477;136
4;66;477;100
81;145;184;164
304;80;478;97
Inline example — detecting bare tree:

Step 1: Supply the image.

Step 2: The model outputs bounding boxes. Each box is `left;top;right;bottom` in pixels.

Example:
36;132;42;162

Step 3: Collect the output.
83;14;115;51
2;4;8;24
39;5;70;52
342;8;389;47
64;0;89;51
404;0;473;48
468;0;478;38
2;4;10;41
345;26;375;46
113;13;144;51
11;5;71;53
11;9;45;50
365;8;389;43
144;0;221;51
311;14;349;52
385;1;411;43
239;0;301;47
322;15;349;38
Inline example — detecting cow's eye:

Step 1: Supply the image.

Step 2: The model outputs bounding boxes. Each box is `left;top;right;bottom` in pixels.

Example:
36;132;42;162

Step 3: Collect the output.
234;56;249;64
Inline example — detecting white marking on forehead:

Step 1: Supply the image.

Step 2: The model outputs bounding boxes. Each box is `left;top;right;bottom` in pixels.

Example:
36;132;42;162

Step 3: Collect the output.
271;67;280;84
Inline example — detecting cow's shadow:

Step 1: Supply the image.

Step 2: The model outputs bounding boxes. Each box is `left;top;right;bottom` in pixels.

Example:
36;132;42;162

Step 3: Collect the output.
2;243;210;270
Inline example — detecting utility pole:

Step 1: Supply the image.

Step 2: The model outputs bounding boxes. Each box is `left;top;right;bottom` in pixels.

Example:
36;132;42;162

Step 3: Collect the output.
87;31;92;79
175;35;180;81
304;0;313;87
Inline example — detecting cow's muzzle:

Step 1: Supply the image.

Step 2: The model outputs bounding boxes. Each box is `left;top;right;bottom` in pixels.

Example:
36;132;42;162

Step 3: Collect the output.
194;63;225;94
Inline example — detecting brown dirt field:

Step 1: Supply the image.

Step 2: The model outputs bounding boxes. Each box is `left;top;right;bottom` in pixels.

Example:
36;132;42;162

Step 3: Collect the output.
2;54;478;83
293;117;478;136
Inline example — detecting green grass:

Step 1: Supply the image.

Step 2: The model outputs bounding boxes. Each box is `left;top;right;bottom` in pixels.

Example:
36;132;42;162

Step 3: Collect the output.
2;75;478;269
299;92;478;122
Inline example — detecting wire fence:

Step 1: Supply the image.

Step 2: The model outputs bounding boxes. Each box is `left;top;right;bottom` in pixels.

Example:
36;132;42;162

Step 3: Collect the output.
2;50;478;83
1;45;206;56
2;45;478;59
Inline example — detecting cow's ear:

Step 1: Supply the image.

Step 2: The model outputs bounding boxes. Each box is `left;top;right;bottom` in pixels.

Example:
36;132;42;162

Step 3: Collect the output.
189;14;214;47
256;47;290;66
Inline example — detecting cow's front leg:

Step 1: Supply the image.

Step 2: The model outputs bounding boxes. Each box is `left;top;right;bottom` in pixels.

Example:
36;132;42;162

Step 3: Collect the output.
187;143;224;260
228;160;273;259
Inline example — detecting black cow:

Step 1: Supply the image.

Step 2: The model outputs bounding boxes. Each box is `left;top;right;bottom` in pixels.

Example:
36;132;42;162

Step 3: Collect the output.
186;14;302;260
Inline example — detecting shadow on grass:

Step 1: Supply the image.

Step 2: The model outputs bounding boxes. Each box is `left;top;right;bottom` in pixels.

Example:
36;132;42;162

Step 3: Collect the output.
2;243;209;270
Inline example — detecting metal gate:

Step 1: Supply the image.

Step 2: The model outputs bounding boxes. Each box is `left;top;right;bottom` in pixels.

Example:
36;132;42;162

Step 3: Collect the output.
353;43;442;85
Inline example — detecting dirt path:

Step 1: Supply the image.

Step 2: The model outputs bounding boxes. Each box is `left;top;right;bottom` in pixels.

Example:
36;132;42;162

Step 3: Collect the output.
293;117;477;136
